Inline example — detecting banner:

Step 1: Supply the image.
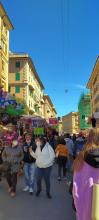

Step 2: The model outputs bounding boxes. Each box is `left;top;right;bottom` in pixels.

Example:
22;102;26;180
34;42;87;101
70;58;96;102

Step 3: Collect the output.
32;118;45;128
49;118;58;125
33;127;44;135
0;98;17;107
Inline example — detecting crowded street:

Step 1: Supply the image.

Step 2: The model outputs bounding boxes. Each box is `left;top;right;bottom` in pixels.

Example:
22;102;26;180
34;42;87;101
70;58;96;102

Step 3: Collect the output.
0;1;99;220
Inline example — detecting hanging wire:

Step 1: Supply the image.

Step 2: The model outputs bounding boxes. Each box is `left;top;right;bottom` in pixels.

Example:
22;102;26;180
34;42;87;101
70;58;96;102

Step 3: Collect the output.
59;0;70;95
60;0;70;76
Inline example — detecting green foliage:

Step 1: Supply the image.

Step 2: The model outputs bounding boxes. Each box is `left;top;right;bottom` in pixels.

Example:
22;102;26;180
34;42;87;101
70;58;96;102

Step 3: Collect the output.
5;105;24;116
15;97;29;114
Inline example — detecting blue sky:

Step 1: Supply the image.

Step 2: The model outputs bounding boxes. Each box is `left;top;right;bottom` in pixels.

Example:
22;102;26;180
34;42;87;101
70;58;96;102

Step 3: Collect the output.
1;0;99;116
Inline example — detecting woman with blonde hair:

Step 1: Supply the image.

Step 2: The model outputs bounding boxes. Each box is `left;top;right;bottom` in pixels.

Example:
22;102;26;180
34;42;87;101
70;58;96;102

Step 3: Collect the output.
73;129;99;220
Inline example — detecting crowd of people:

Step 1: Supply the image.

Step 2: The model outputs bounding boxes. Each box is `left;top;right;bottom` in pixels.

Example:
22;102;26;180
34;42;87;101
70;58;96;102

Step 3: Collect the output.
0;125;99;220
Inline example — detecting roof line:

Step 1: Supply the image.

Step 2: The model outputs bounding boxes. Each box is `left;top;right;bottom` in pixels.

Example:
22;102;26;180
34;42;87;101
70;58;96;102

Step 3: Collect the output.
87;56;99;88
9;52;44;90
44;94;57;114
0;2;14;29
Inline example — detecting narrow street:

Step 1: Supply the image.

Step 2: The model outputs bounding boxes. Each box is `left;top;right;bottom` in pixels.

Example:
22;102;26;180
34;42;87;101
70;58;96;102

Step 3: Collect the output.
0;168;75;220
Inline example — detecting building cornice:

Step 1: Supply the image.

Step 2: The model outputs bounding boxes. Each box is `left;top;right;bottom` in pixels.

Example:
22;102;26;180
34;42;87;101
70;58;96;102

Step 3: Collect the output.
9;53;44;90
0;2;14;30
44;94;57;114
87;56;99;88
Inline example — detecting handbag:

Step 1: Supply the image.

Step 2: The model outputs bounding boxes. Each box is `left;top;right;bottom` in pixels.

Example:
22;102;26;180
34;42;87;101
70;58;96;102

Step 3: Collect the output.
0;162;11;175
36;143;55;168
91;184;99;220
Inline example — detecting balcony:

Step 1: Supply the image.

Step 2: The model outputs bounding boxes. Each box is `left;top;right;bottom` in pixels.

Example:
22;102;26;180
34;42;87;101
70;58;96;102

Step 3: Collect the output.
41;98;44;104
28;82;35;90
29;106;35;113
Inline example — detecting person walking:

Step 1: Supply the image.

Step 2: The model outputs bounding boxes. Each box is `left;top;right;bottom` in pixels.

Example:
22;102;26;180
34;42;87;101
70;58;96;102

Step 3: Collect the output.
29;137;55;199
74;132;85;158
55;138;69;181
64;133;74;171
73;129;99;220
2;139;23;197
23;133;36;195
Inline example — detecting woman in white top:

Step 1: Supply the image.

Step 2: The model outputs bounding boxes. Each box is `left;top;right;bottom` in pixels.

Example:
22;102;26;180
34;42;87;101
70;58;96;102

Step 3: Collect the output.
29;137;55;199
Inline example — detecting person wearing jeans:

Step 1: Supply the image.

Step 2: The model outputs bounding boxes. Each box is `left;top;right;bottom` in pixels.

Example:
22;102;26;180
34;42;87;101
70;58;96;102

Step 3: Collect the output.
36;166;52;197
23;134;36;195
55;137;69;181
24;163;35;191
29;137;55;199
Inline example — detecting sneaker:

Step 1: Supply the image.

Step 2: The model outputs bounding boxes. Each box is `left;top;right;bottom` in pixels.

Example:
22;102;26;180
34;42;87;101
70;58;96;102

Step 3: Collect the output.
10;192;16;198
23;186;29;192
36;190;41;197
57;177;61;181
8;187;12;193
46;192;52;199
29;188;34;195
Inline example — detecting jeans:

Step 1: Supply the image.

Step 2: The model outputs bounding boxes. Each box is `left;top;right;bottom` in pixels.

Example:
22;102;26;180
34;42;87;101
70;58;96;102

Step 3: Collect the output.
36;166;52;194
24;163;36;189
6;172;17;193
57;156;67;177
66;154;73;171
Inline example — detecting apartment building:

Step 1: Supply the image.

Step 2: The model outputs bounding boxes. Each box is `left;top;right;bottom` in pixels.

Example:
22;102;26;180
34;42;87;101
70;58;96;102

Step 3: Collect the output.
87;57;99;114
0;3;13;91
43;95;57;120
62;112;79;134
9;53;45;117
78;93;91;129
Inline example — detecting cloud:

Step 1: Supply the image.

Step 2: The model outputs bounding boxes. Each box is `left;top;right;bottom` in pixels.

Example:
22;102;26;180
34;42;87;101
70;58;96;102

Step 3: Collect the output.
74;84;86;90
67;83;87;90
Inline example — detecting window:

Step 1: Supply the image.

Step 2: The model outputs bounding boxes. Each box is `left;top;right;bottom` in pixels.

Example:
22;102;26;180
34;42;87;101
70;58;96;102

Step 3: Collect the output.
2;60;5;71
5;44;7;55
16;72;20;81
16;62;20;68
35;105;38;113
15;86;20;93
82;115;85;119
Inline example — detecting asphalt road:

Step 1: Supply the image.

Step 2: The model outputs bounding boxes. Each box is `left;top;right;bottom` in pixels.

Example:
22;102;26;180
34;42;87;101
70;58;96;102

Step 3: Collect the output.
0;168;76;220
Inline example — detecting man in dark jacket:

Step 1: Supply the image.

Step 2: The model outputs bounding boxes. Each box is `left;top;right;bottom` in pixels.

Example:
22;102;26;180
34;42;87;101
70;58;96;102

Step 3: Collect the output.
23;133;36;195
74;133;85;157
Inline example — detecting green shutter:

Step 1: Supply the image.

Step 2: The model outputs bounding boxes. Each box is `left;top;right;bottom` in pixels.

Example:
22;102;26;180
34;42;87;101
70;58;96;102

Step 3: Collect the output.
16;72;20;81
15;86;20;93
16;62;20;68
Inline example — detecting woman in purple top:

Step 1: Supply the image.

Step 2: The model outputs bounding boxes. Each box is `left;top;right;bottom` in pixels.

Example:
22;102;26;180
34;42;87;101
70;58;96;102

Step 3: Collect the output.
73;129;99;220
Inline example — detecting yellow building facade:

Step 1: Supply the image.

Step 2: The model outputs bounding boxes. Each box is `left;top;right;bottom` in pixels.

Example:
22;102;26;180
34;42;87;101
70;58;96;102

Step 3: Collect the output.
43;95;57;120
0;3;13;91
87;57;99;114
62;112;79;134
9;53;45;117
